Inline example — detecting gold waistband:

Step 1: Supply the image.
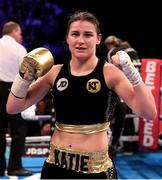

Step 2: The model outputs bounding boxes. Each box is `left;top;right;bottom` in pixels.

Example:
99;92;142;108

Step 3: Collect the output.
46;144;112;174
55;121;110;134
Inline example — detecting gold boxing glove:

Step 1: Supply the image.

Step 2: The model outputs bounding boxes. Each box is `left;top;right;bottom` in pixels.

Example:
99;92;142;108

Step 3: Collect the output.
19;47;54;81
11;47;54;98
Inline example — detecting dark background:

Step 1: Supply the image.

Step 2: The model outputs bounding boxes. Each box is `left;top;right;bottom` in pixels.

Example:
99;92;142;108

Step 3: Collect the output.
0;0;161;63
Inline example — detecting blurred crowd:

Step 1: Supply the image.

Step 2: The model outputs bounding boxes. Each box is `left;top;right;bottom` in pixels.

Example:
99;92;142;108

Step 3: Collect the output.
0;0;68;64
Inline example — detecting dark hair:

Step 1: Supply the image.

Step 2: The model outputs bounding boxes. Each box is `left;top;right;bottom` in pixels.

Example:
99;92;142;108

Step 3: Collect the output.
66;11;101;35
2;21;19;35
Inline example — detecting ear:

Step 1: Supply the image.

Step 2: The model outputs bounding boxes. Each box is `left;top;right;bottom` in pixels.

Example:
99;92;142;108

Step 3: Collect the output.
96;34;102;45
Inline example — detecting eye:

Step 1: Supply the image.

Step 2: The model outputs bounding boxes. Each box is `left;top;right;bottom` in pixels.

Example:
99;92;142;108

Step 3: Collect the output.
84;33;93;37
71;32;79;37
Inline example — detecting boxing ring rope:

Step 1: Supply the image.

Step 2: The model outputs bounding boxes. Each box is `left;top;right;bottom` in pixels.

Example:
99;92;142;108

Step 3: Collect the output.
6;135;51;144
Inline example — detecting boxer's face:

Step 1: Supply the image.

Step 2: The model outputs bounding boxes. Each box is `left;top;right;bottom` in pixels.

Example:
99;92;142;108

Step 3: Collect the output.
66;20;101;60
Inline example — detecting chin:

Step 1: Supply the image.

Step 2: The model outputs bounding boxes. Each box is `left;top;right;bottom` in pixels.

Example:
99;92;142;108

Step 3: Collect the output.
75;55;87;60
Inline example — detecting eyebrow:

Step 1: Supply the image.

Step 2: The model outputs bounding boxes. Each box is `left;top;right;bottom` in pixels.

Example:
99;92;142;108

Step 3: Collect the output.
70;30;94;33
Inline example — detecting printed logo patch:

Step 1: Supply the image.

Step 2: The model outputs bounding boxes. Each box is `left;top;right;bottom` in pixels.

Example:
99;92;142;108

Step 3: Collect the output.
86;78;101;93
57;78;68;91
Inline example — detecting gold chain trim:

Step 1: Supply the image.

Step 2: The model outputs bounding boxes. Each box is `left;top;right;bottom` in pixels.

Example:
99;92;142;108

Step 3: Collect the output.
55;121;110;134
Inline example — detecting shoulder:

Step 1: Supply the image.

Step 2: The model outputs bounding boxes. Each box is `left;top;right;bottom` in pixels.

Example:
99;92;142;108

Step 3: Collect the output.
103;61;119;72
17;43;27;52
103;62;121;78
48;64;63;77
51;64;63;73
14;42;27;57
35;64;63;91
46;64;63;86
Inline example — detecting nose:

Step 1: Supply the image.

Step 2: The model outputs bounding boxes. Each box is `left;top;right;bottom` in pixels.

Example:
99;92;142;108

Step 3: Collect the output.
78;35;84;44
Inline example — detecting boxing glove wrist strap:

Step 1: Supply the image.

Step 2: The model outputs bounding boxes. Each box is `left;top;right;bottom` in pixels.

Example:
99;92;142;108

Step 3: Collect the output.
11;73;33;98
117;50;142;86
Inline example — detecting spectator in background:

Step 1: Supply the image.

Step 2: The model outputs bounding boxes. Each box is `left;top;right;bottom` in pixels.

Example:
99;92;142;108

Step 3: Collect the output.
104;35;140;156
36;92;54;136
22;104;41;137
23;93;54;137
23;91;54;137
0;21;32;176
105;35;140;63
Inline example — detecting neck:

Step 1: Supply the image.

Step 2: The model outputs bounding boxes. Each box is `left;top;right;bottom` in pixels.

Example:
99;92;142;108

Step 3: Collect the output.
70;57;98;76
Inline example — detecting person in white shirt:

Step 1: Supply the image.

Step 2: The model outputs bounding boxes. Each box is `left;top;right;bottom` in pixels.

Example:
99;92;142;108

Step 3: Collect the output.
0;21;32;176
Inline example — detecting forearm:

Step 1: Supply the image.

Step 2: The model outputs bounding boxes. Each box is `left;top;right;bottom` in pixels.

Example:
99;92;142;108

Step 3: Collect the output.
7;73;33;114
6;92;26;114
7;80;48;114
133;82;157;120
